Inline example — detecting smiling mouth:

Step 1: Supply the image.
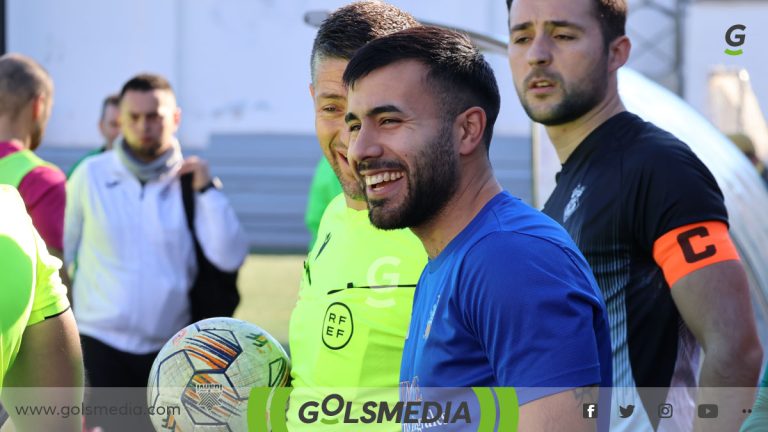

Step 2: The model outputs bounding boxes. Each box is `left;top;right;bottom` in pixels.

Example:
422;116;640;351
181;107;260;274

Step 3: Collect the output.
364;171;405;191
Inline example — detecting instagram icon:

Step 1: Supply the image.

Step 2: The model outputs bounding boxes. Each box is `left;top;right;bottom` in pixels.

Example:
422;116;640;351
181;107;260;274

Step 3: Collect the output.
658;404;673;418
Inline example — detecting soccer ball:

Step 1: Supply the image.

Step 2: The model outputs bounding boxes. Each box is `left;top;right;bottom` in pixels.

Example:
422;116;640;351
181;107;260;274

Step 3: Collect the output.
147;317;291;431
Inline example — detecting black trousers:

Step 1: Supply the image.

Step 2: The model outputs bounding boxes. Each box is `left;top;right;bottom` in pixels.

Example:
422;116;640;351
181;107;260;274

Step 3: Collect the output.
80;334;159;432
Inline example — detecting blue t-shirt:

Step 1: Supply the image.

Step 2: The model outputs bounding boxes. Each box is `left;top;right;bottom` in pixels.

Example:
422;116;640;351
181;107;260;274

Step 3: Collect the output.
400;192;612;407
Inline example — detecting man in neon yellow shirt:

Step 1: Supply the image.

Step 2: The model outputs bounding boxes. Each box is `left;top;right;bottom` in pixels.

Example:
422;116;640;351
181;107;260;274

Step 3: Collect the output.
287;2;425;429
304;157;342;250
0;185;83;431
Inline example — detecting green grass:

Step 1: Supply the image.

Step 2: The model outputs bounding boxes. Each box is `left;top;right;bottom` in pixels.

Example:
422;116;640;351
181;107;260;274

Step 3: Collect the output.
232;254;304;347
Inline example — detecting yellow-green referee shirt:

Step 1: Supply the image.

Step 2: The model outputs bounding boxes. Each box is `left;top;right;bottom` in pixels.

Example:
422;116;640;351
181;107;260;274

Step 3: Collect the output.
0;185;70;388
288;193;427;429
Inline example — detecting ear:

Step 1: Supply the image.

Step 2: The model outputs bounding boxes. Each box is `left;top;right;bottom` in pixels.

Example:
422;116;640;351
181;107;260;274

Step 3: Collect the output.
456;107;487;156
30;94;46;120
173;107;182;128
608;35;631;73
309;82;315;100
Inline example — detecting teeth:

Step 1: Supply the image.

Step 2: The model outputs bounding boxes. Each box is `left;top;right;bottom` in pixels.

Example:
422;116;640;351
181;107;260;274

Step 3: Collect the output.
534;82;550;88
365;171;403;186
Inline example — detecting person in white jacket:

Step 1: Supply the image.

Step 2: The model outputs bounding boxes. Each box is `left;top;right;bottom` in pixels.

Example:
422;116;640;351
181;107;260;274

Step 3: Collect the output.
64;73;248;431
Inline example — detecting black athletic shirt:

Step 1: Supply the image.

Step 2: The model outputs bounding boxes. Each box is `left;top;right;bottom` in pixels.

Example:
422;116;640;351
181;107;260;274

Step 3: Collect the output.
543;112;728;430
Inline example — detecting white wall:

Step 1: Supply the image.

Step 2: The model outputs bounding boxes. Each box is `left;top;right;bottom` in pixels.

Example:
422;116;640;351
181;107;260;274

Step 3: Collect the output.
685;2;768;117
8;0;526;148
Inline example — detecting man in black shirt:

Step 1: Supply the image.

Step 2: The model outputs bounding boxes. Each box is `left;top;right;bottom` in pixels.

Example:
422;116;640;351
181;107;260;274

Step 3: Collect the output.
506;0;762;430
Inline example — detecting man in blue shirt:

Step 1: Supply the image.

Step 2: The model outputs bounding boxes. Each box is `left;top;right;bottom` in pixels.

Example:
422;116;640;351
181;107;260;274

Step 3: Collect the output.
344;26;612;430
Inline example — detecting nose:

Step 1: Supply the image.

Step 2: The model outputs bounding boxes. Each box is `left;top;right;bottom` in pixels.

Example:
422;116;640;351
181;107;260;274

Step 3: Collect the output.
526;35;553;67
347;123;383;168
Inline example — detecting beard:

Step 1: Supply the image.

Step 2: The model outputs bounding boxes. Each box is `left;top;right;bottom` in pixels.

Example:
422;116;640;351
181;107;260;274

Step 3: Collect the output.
363;120;460;230
327;142;365;201
29;121;46;151
519;57;609;126
126;138;164;160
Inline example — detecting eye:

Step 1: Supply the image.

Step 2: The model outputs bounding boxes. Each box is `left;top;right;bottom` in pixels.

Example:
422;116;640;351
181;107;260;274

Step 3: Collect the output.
512;36;531;45
554;34;576;41
380;118;401;126
322;105;339;113
348;124;361;132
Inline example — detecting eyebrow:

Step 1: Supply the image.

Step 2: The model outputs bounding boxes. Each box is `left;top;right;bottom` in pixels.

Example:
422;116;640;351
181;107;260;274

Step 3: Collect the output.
510;20;586;33
317;92;345;101
345;104;403;124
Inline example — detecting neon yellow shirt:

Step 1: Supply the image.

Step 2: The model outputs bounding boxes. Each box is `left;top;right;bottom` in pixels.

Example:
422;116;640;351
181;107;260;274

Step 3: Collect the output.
0;185;70;388
288;193;427;429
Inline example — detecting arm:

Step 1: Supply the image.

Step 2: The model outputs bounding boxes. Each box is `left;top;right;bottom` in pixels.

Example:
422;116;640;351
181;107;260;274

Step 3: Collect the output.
17;167;71;297
1;309;84;432
63;167;86;305
671;260;763;432
518;387;597;432
179;157;248;271
462;233;610;429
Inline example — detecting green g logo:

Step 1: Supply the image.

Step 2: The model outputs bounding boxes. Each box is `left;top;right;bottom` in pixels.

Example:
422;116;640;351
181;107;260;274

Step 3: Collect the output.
322;302;353;350
725;24;746;56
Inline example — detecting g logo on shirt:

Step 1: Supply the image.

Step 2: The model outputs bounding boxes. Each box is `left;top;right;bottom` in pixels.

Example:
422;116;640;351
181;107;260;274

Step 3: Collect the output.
322;302;354;350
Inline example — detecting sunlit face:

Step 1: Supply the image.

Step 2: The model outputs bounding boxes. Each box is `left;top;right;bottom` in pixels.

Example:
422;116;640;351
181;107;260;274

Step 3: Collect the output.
310;57;364;200
120;89;179;161
346;60;460;230
507;0;609;125
99;103;121;144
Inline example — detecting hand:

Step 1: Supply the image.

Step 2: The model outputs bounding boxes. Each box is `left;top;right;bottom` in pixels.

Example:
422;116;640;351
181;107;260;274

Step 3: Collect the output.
179;156;212;191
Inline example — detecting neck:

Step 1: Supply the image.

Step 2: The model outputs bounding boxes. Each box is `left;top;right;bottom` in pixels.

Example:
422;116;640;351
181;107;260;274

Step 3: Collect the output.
0;119;31;149
344;194;368;211
545;92;625;164
411;163;502;259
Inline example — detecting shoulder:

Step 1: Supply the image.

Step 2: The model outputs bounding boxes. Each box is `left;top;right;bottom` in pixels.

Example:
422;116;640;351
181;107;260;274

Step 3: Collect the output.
0;185;26;211
19;163;65;204
464;229;584;276
619;115;705;172
316;193;347;228
480;192;580;252
68;151;116;183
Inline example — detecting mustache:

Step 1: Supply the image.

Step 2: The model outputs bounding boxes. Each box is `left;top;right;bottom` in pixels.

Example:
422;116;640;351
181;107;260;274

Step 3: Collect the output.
356;159;406;173
524;70;563;88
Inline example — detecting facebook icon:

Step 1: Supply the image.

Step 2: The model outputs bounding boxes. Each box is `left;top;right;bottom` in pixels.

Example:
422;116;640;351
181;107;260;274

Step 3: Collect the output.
583;403;598;419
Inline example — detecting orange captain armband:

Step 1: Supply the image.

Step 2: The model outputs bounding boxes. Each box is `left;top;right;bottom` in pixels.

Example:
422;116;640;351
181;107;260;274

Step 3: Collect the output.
652;221;740;287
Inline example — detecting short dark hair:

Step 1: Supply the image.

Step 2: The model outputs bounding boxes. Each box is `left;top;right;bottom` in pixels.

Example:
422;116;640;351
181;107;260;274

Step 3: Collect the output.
0;53;53;118
119;73;174;100
310;1;419;82
506;0;627;47
343;26;500;150
100;94;120;121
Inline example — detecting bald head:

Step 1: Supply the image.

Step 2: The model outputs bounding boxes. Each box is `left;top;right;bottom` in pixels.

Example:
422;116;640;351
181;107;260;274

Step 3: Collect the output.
0;53;53;119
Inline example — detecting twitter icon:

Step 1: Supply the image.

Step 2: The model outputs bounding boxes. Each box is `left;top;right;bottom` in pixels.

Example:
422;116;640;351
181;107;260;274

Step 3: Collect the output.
619;405;635;418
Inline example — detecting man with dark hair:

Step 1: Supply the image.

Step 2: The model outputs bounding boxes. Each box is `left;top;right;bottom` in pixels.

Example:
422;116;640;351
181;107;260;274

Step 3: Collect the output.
506;0;762;430
0;54;67;277
303;1;420;249
67;94;121;178
65;72;248;430
345;26;612;431
287;2;426;430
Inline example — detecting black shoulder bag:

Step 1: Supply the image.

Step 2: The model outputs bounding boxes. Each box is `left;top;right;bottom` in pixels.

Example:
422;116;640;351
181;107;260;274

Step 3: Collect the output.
180;173;241;323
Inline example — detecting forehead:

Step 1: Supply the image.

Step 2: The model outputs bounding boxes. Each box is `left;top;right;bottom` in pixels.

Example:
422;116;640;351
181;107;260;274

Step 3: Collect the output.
120;89;175;112
347;60;433;112
509;0;596;27
103;103;120;117
313;57;349;96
